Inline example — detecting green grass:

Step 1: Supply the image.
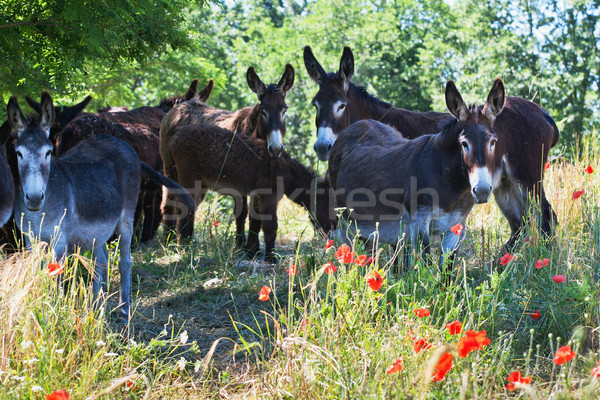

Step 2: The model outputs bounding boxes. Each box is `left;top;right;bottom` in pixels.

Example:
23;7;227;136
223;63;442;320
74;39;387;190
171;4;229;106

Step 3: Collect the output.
1;140;600;399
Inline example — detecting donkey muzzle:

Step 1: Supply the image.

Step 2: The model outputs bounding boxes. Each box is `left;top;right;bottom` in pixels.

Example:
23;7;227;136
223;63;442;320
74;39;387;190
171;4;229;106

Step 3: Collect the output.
25;190;45;211
471;185;492;204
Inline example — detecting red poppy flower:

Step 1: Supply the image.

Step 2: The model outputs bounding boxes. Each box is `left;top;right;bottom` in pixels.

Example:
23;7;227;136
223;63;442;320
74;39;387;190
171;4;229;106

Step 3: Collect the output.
405;329;416;343
323;262;337;274
544;162;550;170
47;262;64;277
573;190;585;200
457;330;491;358
553;345;576;365
506;370;532;391
500;253;514;266
530;309;541;320
414;308;430;318
366;270;383;291
324;239;334;250
46;390;69;400
446;320;463;335
413;338;432;353
354;254;368;266
585;165;594;174
286;265;297;276
386;356;404;374
432;352;453;382
552;274;566;283
258;286;271;301
591;360;600;378
535;258;550;269
450;223;463;236
212;220;219;227
334;244;355;263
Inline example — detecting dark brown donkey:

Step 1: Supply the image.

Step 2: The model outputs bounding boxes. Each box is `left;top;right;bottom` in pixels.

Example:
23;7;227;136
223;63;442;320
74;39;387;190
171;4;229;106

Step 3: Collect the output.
0;122;14;228
305;46;559;252
160;65;295;242
330;80;505;266
167;123;333;260
26;80;213;242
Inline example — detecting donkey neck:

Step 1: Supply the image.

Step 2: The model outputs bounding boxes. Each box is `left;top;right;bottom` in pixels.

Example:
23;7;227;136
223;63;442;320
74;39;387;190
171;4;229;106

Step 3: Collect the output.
229;105;263;139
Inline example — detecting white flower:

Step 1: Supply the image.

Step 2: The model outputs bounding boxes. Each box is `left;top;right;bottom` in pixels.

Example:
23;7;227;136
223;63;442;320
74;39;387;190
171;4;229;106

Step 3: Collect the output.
55;348;65;354
95;340;106;347
129;339;137;347
194;359;202;373
20;340;33;349
12;375;25;382
180;330;188;345
104;352;119;357
26;358;39;365
177;357;186;371
31;386;43;392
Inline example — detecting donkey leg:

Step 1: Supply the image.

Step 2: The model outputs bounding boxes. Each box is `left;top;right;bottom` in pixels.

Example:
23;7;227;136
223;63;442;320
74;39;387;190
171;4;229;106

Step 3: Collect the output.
140;189;160;243
259;196;279;263
116;212;134;322
539;183;558;239
245;197;262;258
92;244;109;309
493;177;528;254
234;195;248;248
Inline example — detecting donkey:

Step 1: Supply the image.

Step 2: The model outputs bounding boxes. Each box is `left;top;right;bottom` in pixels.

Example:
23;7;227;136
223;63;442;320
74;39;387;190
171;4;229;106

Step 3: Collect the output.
166;122;334;260
329;80;505;267
160;66;295;241
305;46;559;252
7;92;193;320
0;122;14;227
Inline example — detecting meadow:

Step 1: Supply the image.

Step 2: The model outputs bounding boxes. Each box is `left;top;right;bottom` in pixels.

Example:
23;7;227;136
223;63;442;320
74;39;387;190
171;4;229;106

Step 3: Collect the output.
0;135;598;399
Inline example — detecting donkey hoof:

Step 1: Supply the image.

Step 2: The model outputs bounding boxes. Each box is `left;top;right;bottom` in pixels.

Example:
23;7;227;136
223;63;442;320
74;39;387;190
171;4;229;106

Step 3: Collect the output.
264;252;278;264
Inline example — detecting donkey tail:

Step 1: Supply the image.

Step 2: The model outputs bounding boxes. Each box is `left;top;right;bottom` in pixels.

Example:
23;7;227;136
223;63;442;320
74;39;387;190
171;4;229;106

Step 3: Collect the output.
543;109;560;148
140;162;195;212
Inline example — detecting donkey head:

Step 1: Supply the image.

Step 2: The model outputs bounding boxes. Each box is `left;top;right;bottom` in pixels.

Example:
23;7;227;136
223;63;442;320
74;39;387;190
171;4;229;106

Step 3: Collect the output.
304;46;354;161
26;94;91;142
441;79;505;204
247;64;294;158
184;78;214;102
7;92;55;211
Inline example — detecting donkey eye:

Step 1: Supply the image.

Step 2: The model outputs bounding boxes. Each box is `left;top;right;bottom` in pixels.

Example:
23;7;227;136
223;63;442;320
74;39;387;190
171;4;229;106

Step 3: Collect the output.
461;141;469;150
261;110;268;120
282;109;287;117
45;150;52;158
490;139;497;148
16;151;23;158
337;103;346;112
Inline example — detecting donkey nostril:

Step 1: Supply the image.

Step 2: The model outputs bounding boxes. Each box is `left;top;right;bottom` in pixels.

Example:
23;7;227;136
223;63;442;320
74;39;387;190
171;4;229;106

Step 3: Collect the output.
327;143;333;152
26;193;30;201
472;187;478;194
40;192;44;201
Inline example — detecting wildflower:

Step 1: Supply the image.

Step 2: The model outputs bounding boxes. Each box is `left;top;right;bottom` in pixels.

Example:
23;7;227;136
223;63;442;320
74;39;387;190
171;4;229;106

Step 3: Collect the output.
572;190;585;200
414;308;430;318
354;254;368;266
286;265;297;276
450;223;463;236
506;371;532;391
194;359;202;373
45;390;69;400
95;340;106;347
32;386;43;392
530;310;541;320
334;244;355;263
323;262;337;274
258;286;271;301
54;348;64;354
104;352;119;357
457;330;490;358
552;275;566;283
324;239;334;250
364;256;374;265
446;320;463;335
180;330;188;345
535;258;550;269
47;262;64;277
386;356;404;374
433;352;453;382
585;165;594;174
414;339;432;354
366;270;383;291
177;356;187;371
500;253;514;266
212;220;219;227
553;345;576;365
544;162;550;170
20;340;33;349
591;360;600;378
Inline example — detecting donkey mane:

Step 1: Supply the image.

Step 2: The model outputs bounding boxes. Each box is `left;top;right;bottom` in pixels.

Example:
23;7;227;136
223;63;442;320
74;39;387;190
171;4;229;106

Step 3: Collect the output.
348;81;393;111
158;95;185;112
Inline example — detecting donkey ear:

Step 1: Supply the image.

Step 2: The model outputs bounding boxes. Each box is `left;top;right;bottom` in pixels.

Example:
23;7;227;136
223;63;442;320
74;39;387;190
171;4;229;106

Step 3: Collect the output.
303;46;327;85
445;80;469;122
25;95;41;113
60;95;91;124
482;78;505;123
6;96;26;136
39;91;55;136
247;67;267;99
184;78;199;101
338;46;354;92
278;64;295;95
197;79;214;103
